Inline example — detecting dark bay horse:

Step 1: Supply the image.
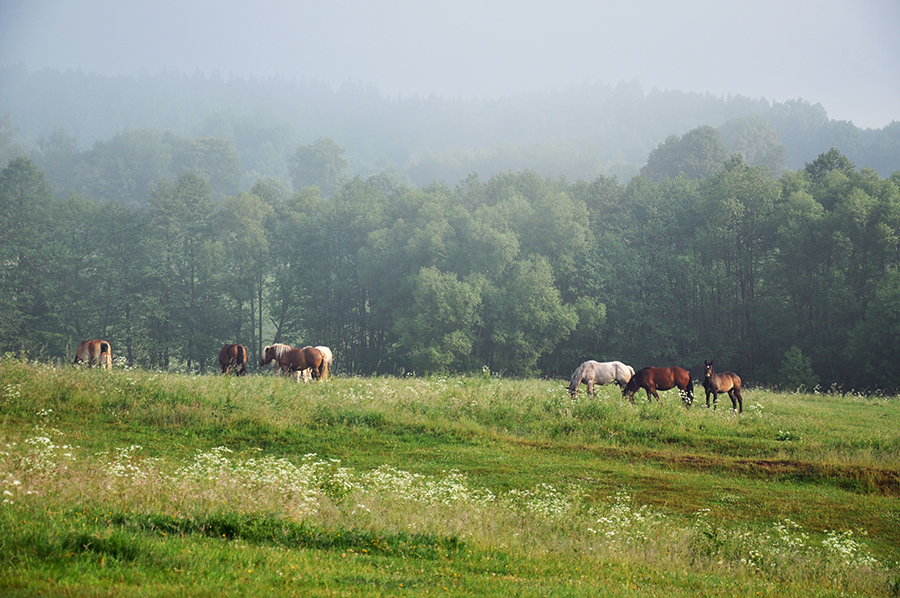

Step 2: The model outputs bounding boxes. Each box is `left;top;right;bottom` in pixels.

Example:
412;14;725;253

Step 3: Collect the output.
622;366;694;405
568;360;635;397
73;339;112;370
703;361;743;413
261;344;325;383
218;343;248;375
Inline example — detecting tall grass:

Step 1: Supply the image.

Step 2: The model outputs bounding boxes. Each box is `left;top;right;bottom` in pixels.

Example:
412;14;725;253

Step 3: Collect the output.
1;356;898;596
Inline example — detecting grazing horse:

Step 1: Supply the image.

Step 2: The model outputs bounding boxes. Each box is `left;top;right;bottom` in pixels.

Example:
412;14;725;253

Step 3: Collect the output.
703;361;743;413
218;343;248;375
302;345;333;382
73;340;112;370
568;360;635;397
622;366;694;405
261;345;326;383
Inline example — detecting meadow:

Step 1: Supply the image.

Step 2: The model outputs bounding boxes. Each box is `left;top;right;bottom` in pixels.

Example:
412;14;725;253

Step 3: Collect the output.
0;356;898;597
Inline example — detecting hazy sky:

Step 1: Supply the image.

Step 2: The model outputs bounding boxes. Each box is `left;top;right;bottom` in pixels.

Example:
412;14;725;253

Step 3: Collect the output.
1;0;898;128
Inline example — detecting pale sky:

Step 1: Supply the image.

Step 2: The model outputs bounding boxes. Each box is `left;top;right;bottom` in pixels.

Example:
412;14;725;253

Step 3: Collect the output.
1;0;898;128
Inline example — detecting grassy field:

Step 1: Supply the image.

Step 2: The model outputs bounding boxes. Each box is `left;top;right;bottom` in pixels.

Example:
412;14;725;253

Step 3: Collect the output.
1;356;898;597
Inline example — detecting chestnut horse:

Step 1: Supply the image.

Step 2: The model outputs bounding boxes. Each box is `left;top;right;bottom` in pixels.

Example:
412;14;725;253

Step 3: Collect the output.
568;360;634;397
218;343;248;375
260;344;325;383
73;339;112;370
622;366;694;405
302;346;333;382
261;343;294;376
703;361;743;413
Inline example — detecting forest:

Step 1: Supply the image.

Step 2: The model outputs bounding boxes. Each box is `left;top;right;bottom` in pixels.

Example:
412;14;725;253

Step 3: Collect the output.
1;68;899;391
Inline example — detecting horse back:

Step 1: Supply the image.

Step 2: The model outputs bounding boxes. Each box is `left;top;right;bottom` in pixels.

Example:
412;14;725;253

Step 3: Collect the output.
638;366;689;390
715;371;741;391
288;346;324;371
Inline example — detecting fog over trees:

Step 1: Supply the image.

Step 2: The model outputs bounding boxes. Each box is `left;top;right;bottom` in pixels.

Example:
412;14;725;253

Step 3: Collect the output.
1;68;899;391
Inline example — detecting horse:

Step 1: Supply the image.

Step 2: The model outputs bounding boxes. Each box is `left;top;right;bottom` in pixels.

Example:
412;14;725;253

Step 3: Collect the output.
73;339;112;370
261;343;295;376
703;360;743;413
568;360;634;397
218;343;248;375
261;344;326;383
302;346;333;382
622;366;694;405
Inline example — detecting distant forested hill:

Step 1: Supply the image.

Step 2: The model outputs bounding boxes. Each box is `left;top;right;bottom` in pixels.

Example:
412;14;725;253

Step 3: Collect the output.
1;65;898;196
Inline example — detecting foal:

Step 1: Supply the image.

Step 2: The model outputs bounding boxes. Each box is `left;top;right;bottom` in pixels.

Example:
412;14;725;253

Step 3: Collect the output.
703;360;743;413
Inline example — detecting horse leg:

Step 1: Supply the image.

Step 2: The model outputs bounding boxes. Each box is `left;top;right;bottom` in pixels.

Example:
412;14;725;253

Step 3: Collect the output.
647;386;658;403
731;388;743;414
586;380;594;397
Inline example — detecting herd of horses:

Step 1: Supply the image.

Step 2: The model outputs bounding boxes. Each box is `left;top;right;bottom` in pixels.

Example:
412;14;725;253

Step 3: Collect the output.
72;339;743;412
568;359;744;413
73;339;333;383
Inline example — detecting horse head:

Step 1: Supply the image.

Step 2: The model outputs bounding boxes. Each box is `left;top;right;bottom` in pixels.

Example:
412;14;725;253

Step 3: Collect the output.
260;345;275;367
703;360;714;379
621;376;639;402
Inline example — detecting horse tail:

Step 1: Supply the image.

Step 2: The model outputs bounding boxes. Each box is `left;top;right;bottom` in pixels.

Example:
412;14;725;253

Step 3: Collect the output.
236;344;247;374
99;341;112;370
568;362;586;396
686;377;694;402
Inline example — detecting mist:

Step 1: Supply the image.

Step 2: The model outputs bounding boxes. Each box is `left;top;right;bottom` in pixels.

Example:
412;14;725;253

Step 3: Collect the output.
1;0;898;129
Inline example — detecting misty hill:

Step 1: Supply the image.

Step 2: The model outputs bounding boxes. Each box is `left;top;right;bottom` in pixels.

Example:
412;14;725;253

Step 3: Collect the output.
1;66;898;197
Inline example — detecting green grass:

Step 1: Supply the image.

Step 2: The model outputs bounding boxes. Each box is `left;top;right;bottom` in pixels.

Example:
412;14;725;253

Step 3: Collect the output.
1;356;898;596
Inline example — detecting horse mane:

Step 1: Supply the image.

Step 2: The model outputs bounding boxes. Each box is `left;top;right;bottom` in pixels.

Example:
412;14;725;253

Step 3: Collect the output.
571;361;588;383
271;343;293;359
569;361;588;390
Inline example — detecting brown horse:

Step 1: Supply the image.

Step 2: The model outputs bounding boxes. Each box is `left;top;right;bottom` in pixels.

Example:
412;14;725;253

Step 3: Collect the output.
703;361;743;413
261;345;325;382
73;339;112;370
301;345;333;382
218;343;248;375
622;366;694;405
261;343;294;376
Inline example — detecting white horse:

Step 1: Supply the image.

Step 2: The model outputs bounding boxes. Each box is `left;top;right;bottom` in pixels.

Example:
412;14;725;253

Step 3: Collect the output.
568;360;635;397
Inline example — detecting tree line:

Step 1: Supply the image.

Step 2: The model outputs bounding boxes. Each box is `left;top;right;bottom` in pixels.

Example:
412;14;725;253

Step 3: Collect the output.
2;138;899;391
